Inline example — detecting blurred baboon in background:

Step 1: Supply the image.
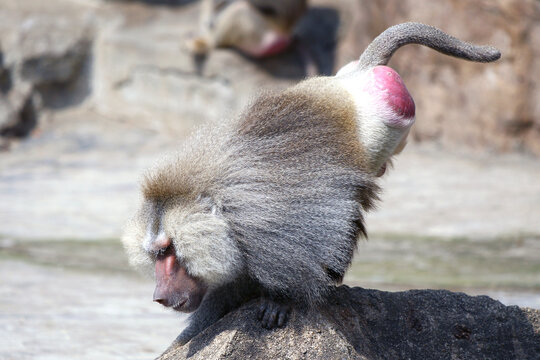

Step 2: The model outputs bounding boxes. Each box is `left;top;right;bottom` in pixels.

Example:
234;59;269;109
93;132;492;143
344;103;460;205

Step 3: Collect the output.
188;0;307;58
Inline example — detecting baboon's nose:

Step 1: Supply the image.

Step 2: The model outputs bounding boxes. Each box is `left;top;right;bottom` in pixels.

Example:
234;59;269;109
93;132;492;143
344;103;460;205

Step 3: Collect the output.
153;287;171;307
154;298;166;306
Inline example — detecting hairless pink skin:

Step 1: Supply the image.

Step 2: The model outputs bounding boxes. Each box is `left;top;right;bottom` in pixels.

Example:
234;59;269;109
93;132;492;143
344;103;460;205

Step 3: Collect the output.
153;246;207;312
366;66;415;128
242;33;292;58
258;35;291;57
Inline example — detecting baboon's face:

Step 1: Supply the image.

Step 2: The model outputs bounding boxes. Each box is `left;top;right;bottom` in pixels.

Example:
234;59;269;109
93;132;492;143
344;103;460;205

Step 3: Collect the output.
123;196;243;312
153;244;207;313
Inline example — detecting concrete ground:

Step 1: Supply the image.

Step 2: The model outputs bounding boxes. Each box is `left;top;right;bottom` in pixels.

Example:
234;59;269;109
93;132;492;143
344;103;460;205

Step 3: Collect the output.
0;258;187;360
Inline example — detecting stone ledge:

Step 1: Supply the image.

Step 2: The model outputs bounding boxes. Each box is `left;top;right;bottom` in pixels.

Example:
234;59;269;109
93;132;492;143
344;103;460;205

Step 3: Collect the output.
158;286;540;360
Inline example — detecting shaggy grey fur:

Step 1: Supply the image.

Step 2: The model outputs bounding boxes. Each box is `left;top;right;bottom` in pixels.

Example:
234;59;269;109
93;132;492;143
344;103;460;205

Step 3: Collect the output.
124;22;501;345
167;87;377;343
223;92;378;305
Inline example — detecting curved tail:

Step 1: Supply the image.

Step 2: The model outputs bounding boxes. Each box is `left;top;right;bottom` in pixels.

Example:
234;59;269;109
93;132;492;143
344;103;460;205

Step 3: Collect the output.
358;22;501;70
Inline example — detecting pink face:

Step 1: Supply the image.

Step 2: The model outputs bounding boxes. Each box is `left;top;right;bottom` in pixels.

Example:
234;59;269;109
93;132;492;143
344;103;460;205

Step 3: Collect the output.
153;246;207;313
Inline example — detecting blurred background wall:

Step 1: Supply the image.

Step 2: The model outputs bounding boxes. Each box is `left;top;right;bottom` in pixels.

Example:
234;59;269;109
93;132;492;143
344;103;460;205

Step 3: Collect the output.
2;0;539;154
0;0;539;359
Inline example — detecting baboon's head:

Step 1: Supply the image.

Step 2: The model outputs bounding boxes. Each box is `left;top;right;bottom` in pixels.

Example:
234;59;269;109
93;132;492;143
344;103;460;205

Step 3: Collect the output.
122;150;243;312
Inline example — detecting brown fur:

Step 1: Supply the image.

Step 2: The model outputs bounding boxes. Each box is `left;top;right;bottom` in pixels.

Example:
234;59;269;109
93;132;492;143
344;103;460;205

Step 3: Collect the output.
239;78;370;171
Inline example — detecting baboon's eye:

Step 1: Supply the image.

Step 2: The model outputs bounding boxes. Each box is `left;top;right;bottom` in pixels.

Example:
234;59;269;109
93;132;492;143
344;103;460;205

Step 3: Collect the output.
155;244;173;259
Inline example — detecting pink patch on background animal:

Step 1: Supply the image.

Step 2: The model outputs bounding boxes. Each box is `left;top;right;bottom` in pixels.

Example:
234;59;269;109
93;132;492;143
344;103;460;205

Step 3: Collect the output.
261;35;291;57
248;33;291;58
369;66;415;127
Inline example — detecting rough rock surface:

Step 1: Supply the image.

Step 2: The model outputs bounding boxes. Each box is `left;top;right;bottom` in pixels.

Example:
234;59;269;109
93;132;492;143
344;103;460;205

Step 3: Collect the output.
158;286;540;360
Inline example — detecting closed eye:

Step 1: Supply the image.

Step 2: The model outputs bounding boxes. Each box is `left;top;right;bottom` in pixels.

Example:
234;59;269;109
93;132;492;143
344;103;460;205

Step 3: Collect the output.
153;244;174;260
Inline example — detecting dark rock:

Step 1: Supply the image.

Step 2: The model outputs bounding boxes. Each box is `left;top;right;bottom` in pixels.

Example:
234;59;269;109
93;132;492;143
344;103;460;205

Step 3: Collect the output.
158;286;540;360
